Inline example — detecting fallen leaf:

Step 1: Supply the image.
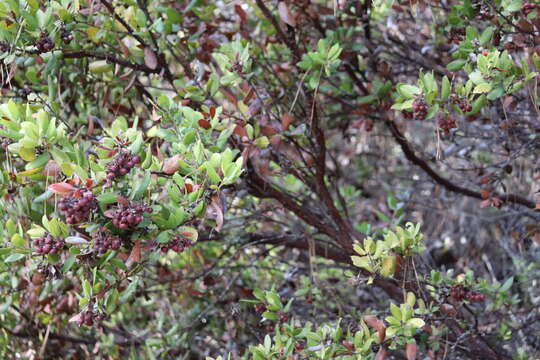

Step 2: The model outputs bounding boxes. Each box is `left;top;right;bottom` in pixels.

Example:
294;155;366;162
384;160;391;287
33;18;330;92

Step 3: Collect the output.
278;2;296;27
281;113;294;131
144;47;158;70
406;342;418;360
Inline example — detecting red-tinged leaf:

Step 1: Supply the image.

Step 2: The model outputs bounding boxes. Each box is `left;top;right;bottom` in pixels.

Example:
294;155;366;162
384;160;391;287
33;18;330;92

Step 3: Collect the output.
234;124;248;137
281;113;294;131
364;315;386;342
406;342;418;360
127;240;141;265
103;210;116;219
155;143;164;162
278;2;296;27
342;341;354;351
184;183;193;193
243;87;255;104
480;189;491;200
181;232;193;237
209;193;224;232
162;154;183;175
144;47;158;70
69;313;82;323
374;346;388;360
480;199;491;208
198;119;211;129
220;88;238;106
491;197;503;208
85;179;93;188
261;125;277;136
116;196;128;206
209;106;216;118
186;289;206;296
151;108;162;121
48;182;75;195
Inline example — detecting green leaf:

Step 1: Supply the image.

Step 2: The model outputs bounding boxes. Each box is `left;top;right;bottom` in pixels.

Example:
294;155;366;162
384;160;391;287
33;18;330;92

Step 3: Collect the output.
479;27;494;45
4;253;25;263
262;311;278;321
390;303;402;321
407;318;425;328
447;59;467;71
441;76;451;99
82;279;92;298
398;84;421;99
473;82;492;94
499;277;514;292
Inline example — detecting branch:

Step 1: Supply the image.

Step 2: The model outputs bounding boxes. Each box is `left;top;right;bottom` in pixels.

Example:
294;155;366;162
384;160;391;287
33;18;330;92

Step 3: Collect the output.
385;118;536;209
62;50;159;74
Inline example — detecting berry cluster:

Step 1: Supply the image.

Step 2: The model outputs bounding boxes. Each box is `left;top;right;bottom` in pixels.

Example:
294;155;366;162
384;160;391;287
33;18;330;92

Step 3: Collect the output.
476;5;494;20
438;117;457;134
466;291;486;303
522;2;536;15
412;98;428;120
33;233;64;255
106;150;141;181
254;304;266;313
35;32;54;53
58;188;97;224
61;28;74;44
459;100;472;113
450;285;485;303
109;200;152;229
448;28;465;45
77;309;105;327
93;229;122;255
160;234;192;253
278;313;290;323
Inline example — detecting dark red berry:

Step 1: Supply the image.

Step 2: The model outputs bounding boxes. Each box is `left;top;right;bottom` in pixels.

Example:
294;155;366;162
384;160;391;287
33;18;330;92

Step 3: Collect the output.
105;150;141;182
34;233;64;255
412;98;428;120
58;188;97;224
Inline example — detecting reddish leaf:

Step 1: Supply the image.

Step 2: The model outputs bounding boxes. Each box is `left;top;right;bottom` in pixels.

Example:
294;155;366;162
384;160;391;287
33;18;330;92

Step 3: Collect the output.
278;2;296;27
406;342;418;360
364;315;386;342
48;182;75;195
116;196;129;207
162;154;183;175
261;125;277;136
374;346;387;360
234;124;248;137
220;88;238;106
144;47;158;70
198;119;211;129
103;210;116;219
480;199;491;208
209;193;224;232
69;313;82;323
127;240;141;265
281;113;294;131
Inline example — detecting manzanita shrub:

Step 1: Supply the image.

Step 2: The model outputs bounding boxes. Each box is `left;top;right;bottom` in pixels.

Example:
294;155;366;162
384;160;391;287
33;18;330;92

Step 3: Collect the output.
0;0;539;359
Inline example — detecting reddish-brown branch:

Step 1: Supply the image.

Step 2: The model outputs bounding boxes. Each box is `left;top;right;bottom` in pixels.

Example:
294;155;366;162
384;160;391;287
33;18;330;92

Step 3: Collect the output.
385;119;536;209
